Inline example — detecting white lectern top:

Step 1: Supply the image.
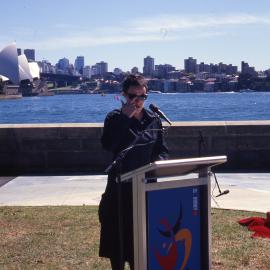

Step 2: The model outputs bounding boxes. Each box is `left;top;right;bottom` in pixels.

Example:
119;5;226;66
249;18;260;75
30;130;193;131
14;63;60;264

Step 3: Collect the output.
121;156;227;181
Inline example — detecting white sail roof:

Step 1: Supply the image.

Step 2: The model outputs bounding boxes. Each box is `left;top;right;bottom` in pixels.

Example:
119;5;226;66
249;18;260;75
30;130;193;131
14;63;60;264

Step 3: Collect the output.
0;43;20;84
28;62;40;79
18;54;33;82
0;75;9;82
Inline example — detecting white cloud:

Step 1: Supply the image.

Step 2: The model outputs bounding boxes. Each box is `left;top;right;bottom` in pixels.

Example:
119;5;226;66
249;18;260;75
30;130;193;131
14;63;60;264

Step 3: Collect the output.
3;13;269;51
132;13;270;33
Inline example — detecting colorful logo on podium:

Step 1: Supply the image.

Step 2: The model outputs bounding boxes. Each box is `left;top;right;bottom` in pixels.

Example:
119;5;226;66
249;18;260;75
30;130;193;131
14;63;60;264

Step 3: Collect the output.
154;203;192;270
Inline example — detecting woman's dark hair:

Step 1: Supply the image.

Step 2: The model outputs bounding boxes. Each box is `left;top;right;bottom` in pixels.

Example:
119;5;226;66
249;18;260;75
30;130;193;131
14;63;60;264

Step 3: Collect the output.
122;75;148;93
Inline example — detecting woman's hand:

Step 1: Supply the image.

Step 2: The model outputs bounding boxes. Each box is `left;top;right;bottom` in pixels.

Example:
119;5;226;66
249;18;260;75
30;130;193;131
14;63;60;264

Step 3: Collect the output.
121;99;137;118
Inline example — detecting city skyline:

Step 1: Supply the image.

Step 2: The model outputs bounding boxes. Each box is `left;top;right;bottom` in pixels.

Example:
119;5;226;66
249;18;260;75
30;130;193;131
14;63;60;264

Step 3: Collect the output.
1;0;270;71
0;43;258;76
15;49;256;74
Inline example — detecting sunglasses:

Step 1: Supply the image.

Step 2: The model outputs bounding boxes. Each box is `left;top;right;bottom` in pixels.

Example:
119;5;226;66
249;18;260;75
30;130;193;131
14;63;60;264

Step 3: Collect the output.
127;93;148;100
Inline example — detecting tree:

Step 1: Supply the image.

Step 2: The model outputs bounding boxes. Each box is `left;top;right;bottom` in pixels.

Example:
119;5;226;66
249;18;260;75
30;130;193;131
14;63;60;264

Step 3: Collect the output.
0;79;4;94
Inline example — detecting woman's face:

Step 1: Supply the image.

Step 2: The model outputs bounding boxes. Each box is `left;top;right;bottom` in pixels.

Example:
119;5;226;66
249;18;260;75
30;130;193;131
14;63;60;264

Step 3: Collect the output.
124;85;147;114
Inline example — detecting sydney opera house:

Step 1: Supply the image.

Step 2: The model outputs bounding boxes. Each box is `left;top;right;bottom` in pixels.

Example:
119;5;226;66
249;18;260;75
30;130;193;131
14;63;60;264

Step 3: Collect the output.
0;43;48;97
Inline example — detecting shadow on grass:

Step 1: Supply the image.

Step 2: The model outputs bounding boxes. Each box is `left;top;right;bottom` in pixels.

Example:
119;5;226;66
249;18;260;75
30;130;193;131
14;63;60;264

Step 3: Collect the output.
0;206;269;270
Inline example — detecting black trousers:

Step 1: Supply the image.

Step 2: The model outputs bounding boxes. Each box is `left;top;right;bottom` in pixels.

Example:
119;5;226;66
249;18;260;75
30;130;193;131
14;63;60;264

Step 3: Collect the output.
110;258;134;270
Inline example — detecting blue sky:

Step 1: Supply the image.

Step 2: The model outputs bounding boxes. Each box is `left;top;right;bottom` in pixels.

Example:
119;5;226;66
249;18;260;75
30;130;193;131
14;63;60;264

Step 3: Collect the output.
1;0;270;71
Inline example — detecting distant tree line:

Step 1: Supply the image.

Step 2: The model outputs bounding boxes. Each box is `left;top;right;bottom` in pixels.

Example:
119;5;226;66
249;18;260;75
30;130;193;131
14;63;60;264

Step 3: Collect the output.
0;80;4;94
238;73;270;91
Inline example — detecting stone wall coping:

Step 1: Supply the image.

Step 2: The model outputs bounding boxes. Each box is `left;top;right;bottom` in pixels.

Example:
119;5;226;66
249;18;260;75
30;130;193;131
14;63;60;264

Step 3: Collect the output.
1;120;270;128
0;123;103;128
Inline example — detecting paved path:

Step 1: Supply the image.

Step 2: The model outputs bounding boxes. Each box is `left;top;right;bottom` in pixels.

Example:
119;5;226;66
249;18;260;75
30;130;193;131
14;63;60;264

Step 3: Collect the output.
0;173;269;213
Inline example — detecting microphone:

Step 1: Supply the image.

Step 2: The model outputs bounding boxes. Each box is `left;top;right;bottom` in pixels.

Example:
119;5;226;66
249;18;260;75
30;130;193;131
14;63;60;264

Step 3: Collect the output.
149;104;172;125
216;189;230;197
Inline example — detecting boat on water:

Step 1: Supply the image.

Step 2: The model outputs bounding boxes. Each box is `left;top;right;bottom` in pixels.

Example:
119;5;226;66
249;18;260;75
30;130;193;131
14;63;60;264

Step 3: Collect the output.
149;90;162;94
240;88;254;93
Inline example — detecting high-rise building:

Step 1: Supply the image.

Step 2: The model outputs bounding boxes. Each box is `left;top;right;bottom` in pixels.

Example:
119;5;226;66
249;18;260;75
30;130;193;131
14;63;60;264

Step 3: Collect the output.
40;60;55;73
57;58;69;71
24;49;35;61
96;61;108;76
113;68;123;75
218;62;228;74
17;48;22;56
241;61;257;76
131;67;139;74
184;57;197;74
83;65;91;78
74;56;84;74
210;63;218;74
227;64;238;75
143;56;155;76
91;65;98;76
155;64;175;79
198;62;205;72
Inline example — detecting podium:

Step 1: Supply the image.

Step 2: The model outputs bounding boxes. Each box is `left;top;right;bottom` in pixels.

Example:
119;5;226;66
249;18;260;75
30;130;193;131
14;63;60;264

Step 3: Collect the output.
121;156;227;270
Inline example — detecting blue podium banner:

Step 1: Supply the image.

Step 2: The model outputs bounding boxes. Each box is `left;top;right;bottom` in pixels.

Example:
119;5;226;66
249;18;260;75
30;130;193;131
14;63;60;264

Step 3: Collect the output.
146;185;202;270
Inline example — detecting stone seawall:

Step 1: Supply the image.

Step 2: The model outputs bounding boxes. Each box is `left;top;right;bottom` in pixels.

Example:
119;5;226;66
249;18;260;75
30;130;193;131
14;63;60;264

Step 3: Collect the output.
1;121;270;174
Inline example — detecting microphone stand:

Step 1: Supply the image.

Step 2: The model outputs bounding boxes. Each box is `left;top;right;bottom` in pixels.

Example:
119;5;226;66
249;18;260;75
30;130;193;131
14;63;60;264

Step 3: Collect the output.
105;124;163;269
198;130;229;197
212;171;229;197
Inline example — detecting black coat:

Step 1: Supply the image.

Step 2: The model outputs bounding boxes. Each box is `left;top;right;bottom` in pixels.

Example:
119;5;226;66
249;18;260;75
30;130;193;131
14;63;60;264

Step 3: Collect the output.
98;108;169;262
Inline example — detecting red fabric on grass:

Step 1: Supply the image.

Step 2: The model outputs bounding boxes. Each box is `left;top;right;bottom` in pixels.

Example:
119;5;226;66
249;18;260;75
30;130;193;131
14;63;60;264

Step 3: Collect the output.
238;212;270;238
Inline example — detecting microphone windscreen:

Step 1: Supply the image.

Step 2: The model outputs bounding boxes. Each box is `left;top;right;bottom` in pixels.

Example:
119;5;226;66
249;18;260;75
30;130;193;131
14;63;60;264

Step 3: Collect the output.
149;103;159;113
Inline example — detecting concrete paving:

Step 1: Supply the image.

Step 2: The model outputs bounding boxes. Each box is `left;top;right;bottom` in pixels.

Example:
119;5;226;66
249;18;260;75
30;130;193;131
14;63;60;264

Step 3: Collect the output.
0;173;269;213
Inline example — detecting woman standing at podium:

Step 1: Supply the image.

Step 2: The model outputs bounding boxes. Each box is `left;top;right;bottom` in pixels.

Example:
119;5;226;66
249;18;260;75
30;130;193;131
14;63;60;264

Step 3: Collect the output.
99;75;169;270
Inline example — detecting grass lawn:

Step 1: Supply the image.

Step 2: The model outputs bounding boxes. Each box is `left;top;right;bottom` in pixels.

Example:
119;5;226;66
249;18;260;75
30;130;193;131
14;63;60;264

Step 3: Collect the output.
0;206;269;270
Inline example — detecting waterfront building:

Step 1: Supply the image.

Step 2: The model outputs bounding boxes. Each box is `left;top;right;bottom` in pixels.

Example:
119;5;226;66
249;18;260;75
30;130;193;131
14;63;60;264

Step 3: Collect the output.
74;56;84;74
24;49;35;61
100;80;121;93
227;80;238;91
196;72;210;80
147;79;164;92
176;81;190;92
0;43;20;84
204;81;215;92
190;79;204;92
143;56;155;77
18;54;33;81
184;57;197;74
0;43;40;86
28;62;40;79
163;79;177;93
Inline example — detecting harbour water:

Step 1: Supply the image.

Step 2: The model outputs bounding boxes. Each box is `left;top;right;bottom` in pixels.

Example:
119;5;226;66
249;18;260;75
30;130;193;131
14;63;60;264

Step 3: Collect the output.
0;92;270;123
